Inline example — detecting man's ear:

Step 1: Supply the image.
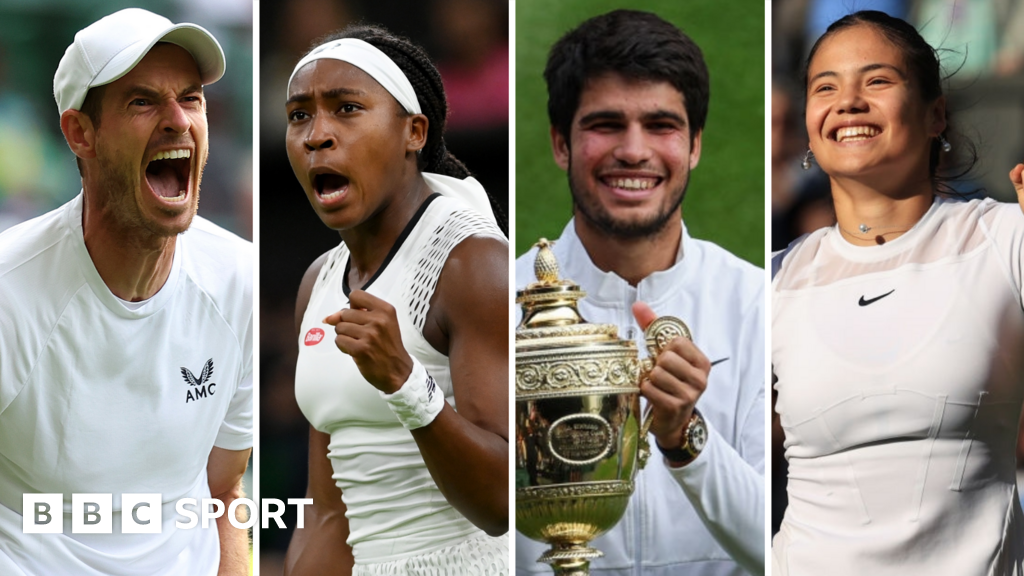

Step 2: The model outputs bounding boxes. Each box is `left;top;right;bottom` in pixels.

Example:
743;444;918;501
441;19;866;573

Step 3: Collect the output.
407;113;429;154
550;125;570;171
60;110;98;160
689;129;703;170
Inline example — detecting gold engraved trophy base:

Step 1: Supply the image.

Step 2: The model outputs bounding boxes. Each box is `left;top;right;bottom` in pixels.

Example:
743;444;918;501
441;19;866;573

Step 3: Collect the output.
515;239;692;575
518;481;633;574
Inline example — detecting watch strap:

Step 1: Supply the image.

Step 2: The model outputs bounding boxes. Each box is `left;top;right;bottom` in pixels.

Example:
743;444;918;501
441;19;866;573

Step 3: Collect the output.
655;408;706;466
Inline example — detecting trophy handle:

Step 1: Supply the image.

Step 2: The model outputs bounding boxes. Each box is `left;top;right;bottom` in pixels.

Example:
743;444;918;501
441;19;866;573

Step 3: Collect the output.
637;316;693;469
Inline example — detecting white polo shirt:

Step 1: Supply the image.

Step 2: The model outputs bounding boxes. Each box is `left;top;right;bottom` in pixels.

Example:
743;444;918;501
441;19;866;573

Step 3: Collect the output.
515;220;765;576
0;194;253;575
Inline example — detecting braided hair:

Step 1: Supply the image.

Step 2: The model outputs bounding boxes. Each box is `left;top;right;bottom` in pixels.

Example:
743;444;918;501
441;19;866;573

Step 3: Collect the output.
306;25;508;234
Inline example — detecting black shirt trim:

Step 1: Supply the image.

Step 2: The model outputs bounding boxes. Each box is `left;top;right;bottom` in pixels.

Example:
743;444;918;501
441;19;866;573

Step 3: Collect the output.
342;193;441;297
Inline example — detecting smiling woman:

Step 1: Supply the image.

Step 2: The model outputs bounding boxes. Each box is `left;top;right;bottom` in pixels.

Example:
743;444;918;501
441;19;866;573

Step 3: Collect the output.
772;10;1024;576
280;25;510;576
803;22;944;238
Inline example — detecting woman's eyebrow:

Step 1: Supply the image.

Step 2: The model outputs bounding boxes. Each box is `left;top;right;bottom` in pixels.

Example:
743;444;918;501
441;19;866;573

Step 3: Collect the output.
859;63;906;78
809;63;907;85
286;87;368;106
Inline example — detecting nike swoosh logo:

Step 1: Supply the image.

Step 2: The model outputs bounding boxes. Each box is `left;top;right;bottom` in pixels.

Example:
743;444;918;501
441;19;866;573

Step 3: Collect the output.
710;358;729;367
859;289;895;306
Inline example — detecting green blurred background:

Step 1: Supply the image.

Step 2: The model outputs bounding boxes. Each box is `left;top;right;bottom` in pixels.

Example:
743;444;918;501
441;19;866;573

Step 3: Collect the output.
515;0;765;267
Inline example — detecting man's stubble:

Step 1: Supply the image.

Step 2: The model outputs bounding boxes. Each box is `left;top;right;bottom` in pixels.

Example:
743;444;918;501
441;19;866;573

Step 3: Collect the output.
92;144;204;242
566;156;688;241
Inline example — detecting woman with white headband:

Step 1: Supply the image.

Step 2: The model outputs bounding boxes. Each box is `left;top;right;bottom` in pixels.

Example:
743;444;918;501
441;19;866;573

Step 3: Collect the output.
282;25;509;575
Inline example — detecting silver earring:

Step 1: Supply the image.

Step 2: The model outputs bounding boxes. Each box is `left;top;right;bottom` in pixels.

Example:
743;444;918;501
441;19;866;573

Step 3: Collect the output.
801;149;814;170
938;134;952;153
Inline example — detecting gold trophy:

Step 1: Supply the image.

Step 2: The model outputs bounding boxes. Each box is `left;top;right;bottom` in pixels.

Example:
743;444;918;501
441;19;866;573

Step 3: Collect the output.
515;239;691;575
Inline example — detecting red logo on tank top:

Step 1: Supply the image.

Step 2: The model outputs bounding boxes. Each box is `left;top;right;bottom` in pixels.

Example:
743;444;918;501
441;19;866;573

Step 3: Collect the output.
304;328;326;346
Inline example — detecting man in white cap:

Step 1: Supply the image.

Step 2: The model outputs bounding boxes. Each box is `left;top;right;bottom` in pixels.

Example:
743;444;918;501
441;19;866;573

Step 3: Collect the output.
0;8;252;576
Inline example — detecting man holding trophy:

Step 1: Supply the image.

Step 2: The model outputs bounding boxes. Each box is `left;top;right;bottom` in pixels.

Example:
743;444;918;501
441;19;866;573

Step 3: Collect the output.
515;10;765;576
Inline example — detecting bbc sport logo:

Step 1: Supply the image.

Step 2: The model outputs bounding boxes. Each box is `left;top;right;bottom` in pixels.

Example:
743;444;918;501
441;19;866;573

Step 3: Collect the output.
23;494;313;533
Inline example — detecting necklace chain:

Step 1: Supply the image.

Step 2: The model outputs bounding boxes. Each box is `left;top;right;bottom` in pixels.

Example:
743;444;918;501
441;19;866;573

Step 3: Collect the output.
856;223;904;233
838;223;910;240
837;197;934;241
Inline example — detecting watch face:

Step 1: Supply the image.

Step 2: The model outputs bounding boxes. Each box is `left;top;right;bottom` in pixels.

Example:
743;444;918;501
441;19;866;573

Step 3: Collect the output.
689;421;708;453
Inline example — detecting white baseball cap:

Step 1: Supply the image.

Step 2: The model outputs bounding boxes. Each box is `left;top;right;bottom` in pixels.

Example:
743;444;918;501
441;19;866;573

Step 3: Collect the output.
54;8;225;115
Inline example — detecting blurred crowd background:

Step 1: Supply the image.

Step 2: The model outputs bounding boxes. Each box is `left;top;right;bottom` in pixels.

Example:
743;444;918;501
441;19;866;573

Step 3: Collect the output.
771;0;1024;536
257;0;508;572
0;0;254;239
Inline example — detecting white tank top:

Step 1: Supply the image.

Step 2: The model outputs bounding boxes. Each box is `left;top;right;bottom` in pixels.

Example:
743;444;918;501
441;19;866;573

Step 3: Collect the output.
295;193;504;563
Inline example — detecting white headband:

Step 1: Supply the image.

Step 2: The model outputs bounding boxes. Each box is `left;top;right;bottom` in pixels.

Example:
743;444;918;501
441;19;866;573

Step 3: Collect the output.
288;38;422;114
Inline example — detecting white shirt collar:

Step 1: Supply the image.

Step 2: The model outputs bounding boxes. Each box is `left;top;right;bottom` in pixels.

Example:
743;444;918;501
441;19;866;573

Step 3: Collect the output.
551;217;696;309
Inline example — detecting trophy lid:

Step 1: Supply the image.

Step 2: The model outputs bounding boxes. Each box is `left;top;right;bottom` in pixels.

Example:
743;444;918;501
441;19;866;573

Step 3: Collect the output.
516;239;634;359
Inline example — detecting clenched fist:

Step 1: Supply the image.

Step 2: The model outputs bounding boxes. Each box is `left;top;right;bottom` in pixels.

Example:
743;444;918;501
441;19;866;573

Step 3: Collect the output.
323;290;414;394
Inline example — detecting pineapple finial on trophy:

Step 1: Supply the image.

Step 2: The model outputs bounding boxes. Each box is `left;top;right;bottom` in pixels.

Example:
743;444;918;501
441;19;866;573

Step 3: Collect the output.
534;238;560;284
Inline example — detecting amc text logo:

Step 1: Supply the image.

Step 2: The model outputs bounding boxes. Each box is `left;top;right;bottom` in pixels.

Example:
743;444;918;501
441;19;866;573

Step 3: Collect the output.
182;358;216;404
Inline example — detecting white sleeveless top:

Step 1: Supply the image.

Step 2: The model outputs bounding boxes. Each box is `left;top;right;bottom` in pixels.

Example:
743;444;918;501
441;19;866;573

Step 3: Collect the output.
772;198;1024;575
295;193;505;563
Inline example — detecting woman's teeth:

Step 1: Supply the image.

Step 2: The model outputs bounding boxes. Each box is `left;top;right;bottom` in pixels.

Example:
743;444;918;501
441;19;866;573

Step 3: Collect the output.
835;126;879;142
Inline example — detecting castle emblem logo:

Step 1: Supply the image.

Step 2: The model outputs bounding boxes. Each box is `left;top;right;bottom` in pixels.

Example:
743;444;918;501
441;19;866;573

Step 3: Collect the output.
182;359;216;403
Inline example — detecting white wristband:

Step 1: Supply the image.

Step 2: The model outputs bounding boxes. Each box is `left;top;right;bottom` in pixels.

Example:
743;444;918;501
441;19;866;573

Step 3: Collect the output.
379;358;445;430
